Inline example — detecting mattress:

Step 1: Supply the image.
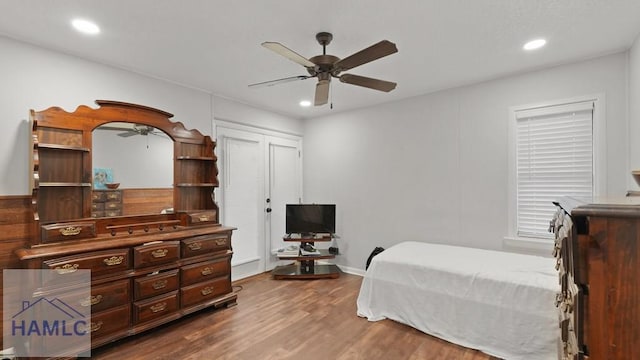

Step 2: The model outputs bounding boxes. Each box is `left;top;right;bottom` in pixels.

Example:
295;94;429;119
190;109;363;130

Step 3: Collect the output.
356;241;559;360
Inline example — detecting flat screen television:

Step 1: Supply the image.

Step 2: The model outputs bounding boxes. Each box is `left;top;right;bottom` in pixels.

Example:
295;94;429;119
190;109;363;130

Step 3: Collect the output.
285;204;336;235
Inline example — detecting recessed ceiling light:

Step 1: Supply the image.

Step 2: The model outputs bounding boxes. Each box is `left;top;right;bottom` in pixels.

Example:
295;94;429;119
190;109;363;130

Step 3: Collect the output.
71;19;100;35
299;100;311;107
523;38;546;51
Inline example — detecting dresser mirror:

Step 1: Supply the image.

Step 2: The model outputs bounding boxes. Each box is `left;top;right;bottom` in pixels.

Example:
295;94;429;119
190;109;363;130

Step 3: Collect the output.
93;122;173;188
92;122;174;217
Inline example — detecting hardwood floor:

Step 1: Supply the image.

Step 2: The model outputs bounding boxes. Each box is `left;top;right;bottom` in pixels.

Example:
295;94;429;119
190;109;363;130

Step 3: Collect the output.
91;272;499;360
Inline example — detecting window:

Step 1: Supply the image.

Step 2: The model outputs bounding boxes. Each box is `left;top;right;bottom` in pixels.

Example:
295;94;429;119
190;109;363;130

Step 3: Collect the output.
508;97;602;245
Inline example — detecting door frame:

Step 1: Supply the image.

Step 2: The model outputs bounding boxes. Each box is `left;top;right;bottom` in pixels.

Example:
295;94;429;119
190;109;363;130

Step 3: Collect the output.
214;120;303;280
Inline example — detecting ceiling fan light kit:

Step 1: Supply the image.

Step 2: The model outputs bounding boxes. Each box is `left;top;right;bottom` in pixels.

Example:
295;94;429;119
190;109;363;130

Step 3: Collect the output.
249;32;398;106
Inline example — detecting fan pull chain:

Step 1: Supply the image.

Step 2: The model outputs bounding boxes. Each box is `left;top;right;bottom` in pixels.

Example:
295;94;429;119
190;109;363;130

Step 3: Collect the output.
330;81;333;109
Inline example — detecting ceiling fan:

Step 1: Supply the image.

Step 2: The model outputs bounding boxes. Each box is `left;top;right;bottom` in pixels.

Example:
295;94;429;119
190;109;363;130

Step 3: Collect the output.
249;32;398;106
117;124;159;137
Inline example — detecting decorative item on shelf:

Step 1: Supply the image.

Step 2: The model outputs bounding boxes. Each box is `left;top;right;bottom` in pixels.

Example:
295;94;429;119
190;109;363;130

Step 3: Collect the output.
93;167;114;189
105;182;120;189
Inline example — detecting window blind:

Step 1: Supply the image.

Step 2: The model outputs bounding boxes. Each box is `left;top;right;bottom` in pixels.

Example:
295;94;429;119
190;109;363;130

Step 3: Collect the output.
515;101;594;239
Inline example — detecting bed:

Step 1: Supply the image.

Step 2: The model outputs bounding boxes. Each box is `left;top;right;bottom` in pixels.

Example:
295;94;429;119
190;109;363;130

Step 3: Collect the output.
356;241;559;360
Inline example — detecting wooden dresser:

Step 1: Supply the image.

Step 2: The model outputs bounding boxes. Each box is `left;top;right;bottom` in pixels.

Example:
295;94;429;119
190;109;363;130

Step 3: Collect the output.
14;101;236;358
552;196;640;360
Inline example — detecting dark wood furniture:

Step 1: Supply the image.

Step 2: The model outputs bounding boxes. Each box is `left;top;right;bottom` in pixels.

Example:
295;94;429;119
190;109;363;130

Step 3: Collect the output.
15;100;236;358
92;189;122;217
552;196;640;360
272;236;340;279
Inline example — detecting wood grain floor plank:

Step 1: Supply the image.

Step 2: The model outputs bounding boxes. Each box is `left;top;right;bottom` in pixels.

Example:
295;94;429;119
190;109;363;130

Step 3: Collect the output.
91;272;499;360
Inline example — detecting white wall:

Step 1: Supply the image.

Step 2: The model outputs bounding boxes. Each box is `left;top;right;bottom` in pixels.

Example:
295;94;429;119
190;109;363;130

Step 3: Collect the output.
212;96;304;136
629;34;640;187
303;53;629;271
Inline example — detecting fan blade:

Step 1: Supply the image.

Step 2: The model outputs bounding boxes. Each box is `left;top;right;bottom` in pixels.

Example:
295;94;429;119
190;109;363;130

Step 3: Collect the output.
248;75;312;88
334;40;398;72
339;74;397;92
314;80;330;106
262;42;316;68
117;131;137;138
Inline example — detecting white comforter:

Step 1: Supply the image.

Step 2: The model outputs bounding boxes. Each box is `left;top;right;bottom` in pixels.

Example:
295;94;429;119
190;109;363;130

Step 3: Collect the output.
357;241;559;360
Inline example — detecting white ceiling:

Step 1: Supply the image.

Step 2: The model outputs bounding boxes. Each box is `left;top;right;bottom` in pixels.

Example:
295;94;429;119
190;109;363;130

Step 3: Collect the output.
1;0;639;119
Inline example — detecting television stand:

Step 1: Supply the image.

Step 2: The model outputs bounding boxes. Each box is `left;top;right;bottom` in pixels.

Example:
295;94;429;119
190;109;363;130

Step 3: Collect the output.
272;236;340;279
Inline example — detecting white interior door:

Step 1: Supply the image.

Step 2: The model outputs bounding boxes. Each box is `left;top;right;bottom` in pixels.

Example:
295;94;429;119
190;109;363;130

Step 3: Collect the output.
217;127;265;280
216;123;302;279
265;136;302;270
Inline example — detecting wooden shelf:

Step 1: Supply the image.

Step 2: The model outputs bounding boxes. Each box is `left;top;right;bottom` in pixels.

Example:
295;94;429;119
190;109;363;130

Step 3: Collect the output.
38;182;92;187
38;143;91;152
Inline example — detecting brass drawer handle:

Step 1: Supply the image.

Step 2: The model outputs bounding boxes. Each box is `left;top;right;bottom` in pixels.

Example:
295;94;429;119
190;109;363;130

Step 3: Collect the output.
106;194;119;200
188;242;202;251
151;249;169;258
103;256;124;266
55;263;79;274
80;294;103;307
215;239;227;246
90;321;103;333
152;279;168;290
198;215;210;221
201;267;213;276
150;302;167;313
201;286;214;296
59;226;82;236
81;321;103;334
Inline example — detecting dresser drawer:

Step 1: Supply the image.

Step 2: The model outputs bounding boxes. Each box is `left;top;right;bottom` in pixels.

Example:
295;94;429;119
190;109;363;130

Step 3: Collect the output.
41;221;96;243
133;241;180;268
104;209;122;217
184;210;218;225
104;190;121;202
92;203;105;212
134;269;179;301
89;304;131;341
104;202;122;210
181;257;230;286
180;277;231;308
56;279;130;314
181;234;230;258
92;191;106;202
43;248;130;276
133;291;179;324
41;303;130;354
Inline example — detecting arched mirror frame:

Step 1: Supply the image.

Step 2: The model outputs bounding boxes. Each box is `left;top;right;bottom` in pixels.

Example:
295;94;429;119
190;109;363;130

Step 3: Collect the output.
30;100;219;245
